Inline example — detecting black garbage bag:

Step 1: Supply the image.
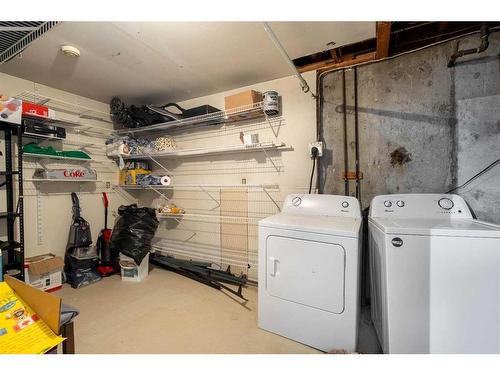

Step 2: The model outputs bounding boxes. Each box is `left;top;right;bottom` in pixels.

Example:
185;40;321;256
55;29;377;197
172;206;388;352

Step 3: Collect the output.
110;204;159;264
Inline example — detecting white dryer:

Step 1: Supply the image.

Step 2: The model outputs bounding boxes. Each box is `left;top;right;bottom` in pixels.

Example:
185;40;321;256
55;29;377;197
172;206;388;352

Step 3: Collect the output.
258;194;362;352
368;193;500;354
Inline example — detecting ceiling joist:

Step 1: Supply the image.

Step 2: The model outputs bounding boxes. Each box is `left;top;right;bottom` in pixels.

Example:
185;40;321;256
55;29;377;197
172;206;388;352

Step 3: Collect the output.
375;22;392;58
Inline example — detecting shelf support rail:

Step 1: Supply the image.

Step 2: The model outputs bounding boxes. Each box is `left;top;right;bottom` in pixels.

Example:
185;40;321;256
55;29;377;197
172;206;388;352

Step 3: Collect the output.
135;144;173;175
261;147;281;173
112;185;139;205
146;186;184;224
265;115;283;138
261;185;281;212
198;185;221;210
36;192;43;246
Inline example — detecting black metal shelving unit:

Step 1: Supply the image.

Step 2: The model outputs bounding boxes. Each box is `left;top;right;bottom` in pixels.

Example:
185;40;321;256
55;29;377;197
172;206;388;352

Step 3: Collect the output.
0;120;24;280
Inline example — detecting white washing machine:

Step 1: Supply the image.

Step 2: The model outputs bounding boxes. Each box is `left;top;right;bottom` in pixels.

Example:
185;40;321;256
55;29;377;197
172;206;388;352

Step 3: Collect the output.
368;193;500;354
258;194;362;352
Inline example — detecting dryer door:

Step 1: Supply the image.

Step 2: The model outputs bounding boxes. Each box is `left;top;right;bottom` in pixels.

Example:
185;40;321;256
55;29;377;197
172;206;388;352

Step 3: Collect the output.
266;235;345;313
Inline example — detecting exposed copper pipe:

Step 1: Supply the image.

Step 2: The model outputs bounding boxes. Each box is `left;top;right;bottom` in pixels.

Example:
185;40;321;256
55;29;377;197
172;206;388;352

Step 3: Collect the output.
447;24;490;67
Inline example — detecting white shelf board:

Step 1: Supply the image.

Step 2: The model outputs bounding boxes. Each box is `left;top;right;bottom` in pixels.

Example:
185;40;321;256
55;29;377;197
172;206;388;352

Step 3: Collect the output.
23;114;112;136
158;212;263;222
115;142;286;160
36;138;98;148
25;178;105;183
24;152;93;162
113;101;268;135
15;91;111;124
114;183;279;190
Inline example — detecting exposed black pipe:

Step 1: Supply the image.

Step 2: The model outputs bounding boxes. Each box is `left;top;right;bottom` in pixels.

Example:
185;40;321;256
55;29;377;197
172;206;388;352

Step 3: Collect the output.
342;69;349;196
353;67;361;205
447;24;489;67
315;67;322;194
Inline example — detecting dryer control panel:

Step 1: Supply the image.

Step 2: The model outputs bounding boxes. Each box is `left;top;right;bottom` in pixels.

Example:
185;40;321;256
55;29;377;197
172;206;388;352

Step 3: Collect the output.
282;194;361;218
369;194;473;219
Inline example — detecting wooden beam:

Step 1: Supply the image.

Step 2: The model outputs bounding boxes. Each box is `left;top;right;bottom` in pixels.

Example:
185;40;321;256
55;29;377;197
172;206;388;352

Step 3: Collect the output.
297;58;336;73
297;52;377;74
376;22;392;58
329;48;341;63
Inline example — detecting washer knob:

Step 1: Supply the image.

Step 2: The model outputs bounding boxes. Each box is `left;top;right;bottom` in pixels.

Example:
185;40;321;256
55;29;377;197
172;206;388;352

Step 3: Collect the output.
438;198;454;210
341;201;349;208
396;200;405;207
291;196;302;207
384;200;392;208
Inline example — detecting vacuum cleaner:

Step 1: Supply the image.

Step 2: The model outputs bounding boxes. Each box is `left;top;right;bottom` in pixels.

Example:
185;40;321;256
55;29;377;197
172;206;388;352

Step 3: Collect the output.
96;192;120;277
64;192;101;288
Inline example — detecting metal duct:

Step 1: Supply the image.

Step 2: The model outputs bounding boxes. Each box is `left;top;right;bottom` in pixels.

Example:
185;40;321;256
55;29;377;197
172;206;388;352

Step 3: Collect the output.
0;21;59;64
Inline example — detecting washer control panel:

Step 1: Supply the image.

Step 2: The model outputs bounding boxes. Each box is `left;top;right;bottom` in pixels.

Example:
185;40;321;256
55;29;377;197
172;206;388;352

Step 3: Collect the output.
292;196;302;207
369;194;472;219
283;194;361;218
438;197;454;210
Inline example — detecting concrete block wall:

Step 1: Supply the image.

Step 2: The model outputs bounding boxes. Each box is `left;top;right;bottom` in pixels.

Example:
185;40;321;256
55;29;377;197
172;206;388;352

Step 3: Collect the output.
319;30;500;224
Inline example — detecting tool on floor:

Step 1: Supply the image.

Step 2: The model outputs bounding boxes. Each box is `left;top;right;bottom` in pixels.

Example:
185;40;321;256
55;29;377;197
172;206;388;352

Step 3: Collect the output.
150;253;248;301
96;192;120;277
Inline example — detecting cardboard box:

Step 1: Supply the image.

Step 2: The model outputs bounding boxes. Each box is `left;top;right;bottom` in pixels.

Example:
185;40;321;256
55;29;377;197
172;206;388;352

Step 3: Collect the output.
22;101;56;119
224;90;263;120
24;253;64;292
0;95;22;124
1;275;64;354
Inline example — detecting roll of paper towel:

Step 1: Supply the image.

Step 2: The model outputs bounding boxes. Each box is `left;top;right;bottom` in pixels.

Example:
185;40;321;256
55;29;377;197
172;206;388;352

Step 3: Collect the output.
160;175;171;186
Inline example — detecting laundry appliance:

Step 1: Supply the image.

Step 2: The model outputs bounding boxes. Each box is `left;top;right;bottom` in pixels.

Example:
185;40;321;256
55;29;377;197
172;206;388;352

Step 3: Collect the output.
368;193;500;353
258;194;362;352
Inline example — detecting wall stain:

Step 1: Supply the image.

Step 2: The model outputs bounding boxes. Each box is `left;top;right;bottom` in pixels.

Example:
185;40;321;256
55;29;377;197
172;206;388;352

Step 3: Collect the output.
390;147;412;166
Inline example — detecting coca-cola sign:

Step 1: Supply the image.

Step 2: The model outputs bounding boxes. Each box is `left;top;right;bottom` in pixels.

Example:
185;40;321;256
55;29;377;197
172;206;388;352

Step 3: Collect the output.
63;169;86;178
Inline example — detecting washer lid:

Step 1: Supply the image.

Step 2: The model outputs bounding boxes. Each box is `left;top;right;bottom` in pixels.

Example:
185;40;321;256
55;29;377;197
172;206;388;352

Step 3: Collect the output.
259;213;362;238
370;217;500;238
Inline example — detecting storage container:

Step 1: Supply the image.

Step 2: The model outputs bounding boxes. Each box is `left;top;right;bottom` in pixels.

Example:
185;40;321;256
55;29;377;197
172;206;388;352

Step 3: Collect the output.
224;90;263;120
119;253;149;282
24;253;64;292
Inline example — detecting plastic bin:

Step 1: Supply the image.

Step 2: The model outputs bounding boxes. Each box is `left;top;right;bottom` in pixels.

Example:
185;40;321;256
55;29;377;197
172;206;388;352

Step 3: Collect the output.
119;253;149;282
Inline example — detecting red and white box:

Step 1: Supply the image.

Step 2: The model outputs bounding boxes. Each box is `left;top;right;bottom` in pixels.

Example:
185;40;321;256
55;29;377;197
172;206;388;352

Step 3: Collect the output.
22;101;56;119
24;253;64;292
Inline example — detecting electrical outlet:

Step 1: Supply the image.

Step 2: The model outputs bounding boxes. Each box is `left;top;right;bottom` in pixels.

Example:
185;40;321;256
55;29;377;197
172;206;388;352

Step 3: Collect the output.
308;141;323;158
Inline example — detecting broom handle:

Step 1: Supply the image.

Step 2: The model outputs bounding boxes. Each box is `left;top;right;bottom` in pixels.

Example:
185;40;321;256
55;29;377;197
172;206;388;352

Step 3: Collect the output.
102;192;108;229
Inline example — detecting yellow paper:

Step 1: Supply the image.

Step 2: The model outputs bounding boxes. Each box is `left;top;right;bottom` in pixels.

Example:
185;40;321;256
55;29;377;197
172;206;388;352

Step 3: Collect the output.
0;282;65;354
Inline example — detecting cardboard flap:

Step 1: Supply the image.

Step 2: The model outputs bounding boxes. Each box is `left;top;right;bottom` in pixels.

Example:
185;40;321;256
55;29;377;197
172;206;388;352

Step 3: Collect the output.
5;275;61;334
26;254;64;275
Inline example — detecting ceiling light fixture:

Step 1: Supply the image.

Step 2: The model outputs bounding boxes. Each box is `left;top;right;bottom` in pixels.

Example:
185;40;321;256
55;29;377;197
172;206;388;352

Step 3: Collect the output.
60;45;80;58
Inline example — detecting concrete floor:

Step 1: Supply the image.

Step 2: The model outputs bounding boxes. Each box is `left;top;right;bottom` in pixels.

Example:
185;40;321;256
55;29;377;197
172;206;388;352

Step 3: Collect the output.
56;265;381;354
56;266;321;354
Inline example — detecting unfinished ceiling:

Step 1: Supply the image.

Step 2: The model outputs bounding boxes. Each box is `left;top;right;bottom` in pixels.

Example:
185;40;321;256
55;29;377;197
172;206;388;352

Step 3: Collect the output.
0;21;375;104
